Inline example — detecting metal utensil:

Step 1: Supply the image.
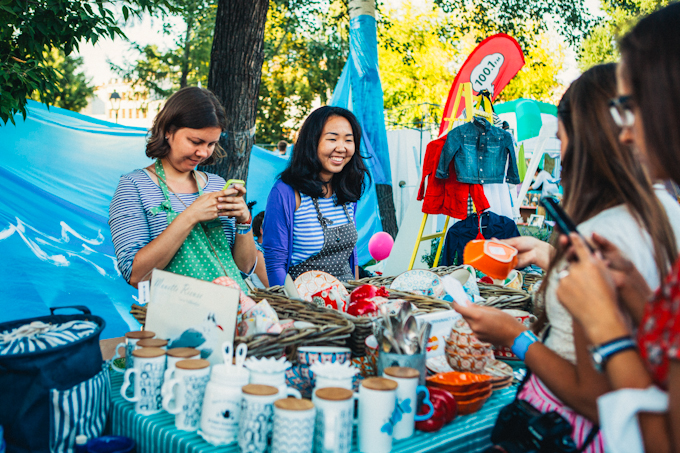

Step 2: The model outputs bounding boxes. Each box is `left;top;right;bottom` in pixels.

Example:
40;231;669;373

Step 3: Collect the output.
419;322;432;353
398;302;413;327
383;329;402;354
403;315;420;354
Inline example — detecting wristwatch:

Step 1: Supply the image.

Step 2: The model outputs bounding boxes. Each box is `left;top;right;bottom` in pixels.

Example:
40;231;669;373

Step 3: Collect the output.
588;336;636;372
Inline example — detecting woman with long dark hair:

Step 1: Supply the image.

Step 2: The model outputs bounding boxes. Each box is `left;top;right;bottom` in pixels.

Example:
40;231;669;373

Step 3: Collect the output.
109;87;256;291
263;106;369;287
454;63;680;452
557;4;680;451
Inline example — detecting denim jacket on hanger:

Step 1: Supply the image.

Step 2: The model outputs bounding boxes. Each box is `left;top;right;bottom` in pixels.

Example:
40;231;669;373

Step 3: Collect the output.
435;117;520;185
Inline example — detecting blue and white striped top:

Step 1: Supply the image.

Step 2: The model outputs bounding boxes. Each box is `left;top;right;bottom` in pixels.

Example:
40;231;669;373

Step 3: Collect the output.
108;169;236;282
291;193;355;265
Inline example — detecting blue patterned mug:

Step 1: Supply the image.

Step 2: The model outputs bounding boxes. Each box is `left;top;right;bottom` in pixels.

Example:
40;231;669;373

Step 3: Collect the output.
120;347;166;415
162;359;211;431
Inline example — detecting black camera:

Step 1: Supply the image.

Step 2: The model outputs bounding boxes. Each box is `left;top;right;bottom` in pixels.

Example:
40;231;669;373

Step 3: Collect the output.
484;400;578;453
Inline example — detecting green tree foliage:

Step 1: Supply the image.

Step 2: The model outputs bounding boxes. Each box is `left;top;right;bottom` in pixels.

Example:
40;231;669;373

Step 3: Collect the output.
433;0;596;49
578;0;669;71
256;0;349;144
31;48;95;112
0;0;167;124
111;0;216;99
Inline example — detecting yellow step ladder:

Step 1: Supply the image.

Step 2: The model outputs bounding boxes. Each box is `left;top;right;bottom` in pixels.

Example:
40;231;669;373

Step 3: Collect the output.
408;82;494;270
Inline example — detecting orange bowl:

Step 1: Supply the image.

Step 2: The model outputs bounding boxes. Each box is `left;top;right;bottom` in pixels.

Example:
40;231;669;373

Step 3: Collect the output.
457;392;492;415
448;385;492;402
426;371;493;394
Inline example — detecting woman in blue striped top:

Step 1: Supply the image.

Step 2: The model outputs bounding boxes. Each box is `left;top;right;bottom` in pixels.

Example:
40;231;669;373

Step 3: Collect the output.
109;87;256;289
263;106;370;286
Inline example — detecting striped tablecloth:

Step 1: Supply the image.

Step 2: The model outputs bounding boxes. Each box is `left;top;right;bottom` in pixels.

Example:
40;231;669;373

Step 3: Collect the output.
110;372;515;453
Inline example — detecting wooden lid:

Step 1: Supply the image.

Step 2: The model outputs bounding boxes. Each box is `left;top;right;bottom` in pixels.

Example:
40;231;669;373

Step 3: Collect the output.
242;384;279;396
167;347;200;358
136;338;168;348
274;398;314;411
361;377;398;391
384;367;419;379
314;387;353;401
126;330;155;340
131;347;165;358
175;359;210;370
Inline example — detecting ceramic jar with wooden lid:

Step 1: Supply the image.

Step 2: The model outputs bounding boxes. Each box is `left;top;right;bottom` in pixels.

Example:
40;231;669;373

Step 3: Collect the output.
312;387;356;453
382;367;434;440
162;359;211;431
272;398;315;453
238;384;279;453
358;377;398;453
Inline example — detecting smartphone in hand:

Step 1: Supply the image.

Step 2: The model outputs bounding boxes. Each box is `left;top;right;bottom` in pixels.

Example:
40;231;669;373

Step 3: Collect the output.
222;179;245;194
540;198;594;253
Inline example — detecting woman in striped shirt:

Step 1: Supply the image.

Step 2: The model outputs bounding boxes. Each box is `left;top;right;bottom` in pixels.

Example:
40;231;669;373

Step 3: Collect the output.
263;107;370;287
109;87;256;289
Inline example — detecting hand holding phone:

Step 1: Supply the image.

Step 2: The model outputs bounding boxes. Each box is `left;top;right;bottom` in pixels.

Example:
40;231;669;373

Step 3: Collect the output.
222;179;245;195
540;198;594;253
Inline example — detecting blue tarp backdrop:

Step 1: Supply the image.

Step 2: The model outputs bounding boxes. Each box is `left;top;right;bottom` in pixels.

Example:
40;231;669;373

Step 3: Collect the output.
0;101;383;339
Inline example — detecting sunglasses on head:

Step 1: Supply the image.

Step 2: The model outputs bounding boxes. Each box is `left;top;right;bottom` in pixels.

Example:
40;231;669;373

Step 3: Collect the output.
609;95;635;128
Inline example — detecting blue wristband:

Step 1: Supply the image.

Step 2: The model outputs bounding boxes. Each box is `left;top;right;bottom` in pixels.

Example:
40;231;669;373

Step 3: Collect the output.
236;223;252;235
511;330;539;361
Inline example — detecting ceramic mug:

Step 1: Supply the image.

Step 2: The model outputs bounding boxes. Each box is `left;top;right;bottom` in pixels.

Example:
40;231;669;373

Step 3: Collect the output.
120;347;166;415
136;338;168;350
358;377;398;453
162;359;211;431
111;330;155;372
162;347;201;394
238;384;280;453
382;367;434;440
312;387;356;453
199;364;250;446
271;398;316;453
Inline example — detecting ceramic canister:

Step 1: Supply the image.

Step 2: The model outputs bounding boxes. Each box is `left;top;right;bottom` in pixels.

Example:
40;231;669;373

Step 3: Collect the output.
163;359;211;431
312;387;355;453
162;348;201;394
383;367;434;440
136;338;168;350
111;330;155;373
238;384;280;453
120;347;166;415
271;398;315;453
199;364;250;446
358;377;398;453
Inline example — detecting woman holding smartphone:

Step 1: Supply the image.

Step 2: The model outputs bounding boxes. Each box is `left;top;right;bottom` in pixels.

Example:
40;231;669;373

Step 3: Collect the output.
556;5;680;451
263;106;369;287
109;87;256;290
454;64;680;452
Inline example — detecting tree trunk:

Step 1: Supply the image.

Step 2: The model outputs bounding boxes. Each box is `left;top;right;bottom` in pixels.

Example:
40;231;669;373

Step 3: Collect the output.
179;13;194;88
200;0;270;184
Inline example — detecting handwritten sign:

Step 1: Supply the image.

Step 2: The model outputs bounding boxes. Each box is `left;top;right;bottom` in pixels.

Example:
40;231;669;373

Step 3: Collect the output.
145;269;240;365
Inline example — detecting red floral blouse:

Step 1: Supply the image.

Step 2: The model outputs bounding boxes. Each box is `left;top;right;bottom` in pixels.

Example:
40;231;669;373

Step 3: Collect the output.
637;258;680;389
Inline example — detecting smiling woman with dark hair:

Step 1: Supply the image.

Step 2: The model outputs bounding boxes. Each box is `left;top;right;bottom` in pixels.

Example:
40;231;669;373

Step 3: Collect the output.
263;106;370;287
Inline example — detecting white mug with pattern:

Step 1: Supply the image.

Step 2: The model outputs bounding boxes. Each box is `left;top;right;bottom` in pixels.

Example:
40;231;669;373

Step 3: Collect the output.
162;359;211;431
111;330;155;372
120;347;166;415
312;387;356;453
238;384;280;453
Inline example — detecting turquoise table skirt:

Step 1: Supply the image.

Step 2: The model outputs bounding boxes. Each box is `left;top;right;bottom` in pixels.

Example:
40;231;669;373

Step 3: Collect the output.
110;372;516;453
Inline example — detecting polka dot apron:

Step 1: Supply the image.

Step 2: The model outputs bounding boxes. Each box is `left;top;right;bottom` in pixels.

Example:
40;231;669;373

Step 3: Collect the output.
148;159;248;292
288;197;358;282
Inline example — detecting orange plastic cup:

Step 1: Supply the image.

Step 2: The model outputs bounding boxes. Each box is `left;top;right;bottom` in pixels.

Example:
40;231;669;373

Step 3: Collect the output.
463;239;518;280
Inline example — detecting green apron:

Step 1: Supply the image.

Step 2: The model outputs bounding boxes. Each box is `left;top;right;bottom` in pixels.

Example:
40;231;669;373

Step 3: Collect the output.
148;160;248;292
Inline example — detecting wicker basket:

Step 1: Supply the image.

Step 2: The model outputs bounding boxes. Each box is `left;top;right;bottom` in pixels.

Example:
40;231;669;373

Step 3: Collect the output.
130;293;354;360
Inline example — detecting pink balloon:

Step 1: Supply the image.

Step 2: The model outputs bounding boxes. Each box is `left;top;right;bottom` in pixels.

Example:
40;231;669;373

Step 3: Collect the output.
368;232;394;261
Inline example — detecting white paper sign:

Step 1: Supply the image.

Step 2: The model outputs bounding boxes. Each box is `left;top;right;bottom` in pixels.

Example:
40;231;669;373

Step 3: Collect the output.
415;310;462;359
145;269;240;365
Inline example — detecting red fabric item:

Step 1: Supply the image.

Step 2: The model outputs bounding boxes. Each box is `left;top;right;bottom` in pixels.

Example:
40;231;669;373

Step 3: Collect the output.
637;258;680;389
417;135;490;219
